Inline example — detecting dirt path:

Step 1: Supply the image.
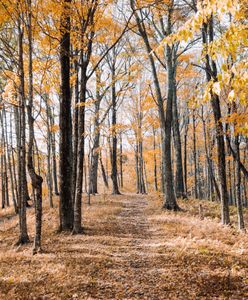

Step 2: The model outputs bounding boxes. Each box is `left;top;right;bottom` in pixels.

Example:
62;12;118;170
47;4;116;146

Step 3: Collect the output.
65;196;164;299
0;194;248;299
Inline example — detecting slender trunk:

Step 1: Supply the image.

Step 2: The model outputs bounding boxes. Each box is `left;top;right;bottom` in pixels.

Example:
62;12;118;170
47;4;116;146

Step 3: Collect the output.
1;145;6;209
184;115;189;195
243;146;247;207
50;109;59;195
73;58;86;234
27;0;43;253
202;18;230;224
4;109;18;213
45;97;53;208
139;140;146;194
0;110;9;209
72;56;79;202
111;59;121;195
172;72;185;198
192;109;198;199
16;11;29;244
89;134;100;194
135;141;140;193
89;99;100;194
2;113;9;208
202;109;220;201
232;101;245;230
152;127;158;192
228;158;233;205
11;109;19;207
234;134;245;230
120;133;123;188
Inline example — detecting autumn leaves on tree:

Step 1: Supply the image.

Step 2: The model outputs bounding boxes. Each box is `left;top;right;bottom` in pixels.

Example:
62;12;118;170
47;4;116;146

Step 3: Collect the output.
0;0;247;253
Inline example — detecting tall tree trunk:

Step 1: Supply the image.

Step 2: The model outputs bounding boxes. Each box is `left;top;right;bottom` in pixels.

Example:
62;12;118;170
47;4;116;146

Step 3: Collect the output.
1;142;6;209
72;55;79;202
152;127;158;192
27;0;43;253
184;114;189;195
192;109;198;199
243;145;247;207
0;109;9;209
89;68;102;194
89;134;100;194
138;140;146;194
59;0;73;231
172;72;185;198
11;108;19;210
232;102;245;230
73;1;97;232
130;1;179;210
89;100;100;194
110;58;121;195
50;108;59;196
234;134;245;230
73;59;86;234
4;109;18;213
16;10;29;245
119;133;124;188
135;141;140;193
163;36;179;210
45;97;53;208
202;18;230;224
202;108;220;201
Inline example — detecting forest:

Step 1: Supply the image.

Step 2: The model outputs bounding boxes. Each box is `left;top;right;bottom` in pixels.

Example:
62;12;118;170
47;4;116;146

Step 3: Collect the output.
0;0;247;299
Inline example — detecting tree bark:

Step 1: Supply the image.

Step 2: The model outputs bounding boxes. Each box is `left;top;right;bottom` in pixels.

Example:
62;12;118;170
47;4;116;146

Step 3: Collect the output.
184;114;189;195
73;59;86;234
152;127;158;192
100;152;109;189
89;94;100;194
50;108;59;195
4;109;18;213
72;55;79;202
59;0;73;231
202;18;230;224
45;97;53;208
16;10;29;244
130;0;179;210
27;0;43;253
192;109;198;199
110;55;121;195
172;74;185;198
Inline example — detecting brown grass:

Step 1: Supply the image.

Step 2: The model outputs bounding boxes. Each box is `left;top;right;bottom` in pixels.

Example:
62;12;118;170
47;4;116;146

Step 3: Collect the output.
0;194;248;299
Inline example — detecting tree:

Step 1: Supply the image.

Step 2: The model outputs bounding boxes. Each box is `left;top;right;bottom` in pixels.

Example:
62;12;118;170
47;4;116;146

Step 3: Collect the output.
130;0;180;210
26;0;43;253
59;0;73;231
16;2;30;244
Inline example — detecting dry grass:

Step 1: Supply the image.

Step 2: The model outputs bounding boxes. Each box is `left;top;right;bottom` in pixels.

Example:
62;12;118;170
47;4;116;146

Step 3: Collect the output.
0;193;248;299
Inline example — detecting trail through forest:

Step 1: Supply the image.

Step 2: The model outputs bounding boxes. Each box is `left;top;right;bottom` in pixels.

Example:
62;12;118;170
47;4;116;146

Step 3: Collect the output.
0;194;248;299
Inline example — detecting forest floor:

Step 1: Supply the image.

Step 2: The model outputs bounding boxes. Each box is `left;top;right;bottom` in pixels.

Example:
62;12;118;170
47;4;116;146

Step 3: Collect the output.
0;194;248;299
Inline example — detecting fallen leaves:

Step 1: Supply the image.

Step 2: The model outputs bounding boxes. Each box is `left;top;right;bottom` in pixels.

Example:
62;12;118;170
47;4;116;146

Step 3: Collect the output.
0;194;248;299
